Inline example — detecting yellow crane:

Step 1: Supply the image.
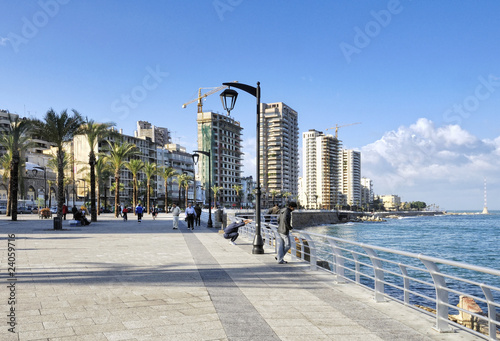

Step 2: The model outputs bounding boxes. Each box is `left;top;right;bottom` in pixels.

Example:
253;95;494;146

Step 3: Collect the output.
182;82;238;113
325;122;361;138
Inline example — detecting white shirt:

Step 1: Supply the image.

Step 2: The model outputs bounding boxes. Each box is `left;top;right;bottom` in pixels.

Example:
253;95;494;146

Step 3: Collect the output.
185;206;196;217
172;206;181;216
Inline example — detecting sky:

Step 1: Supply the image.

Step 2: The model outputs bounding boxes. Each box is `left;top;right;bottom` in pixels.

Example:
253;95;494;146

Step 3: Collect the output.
1;0;500;211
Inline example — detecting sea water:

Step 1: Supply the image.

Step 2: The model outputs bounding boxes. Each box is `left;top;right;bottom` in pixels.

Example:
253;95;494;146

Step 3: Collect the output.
303;211;500;310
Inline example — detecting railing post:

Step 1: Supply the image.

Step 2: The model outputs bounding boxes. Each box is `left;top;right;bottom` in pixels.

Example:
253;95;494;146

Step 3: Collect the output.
362;246;385;302
480;284;498;340
299;233;317;271
399;264;410;305
419;257;453;333
328;240;346;282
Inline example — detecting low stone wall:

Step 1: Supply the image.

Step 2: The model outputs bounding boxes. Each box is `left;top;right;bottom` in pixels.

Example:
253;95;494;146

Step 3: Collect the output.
292;211;339;228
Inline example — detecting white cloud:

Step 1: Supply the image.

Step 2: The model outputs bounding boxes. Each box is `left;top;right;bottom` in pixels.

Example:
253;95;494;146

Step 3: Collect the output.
361;118;500;210
0;37;9;46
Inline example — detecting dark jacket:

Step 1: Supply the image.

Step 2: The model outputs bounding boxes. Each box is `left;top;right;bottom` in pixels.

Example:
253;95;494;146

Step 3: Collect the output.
224;221;245;235
277;207;293;235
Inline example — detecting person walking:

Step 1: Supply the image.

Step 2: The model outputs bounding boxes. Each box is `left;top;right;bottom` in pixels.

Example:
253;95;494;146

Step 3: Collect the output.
185;203;196;230
194;204;202;226
135;203;144;223
152;205;158;220
62;204;68;220
171;203;181;229
122;207;128;221
276;202;297;264
223;219;252;245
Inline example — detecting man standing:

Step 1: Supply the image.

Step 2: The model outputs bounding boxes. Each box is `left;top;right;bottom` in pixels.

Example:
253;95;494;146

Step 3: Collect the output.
185;203;196;230
171;203;181;229
194;204;202;226
135;203;143;223
276;202;297;264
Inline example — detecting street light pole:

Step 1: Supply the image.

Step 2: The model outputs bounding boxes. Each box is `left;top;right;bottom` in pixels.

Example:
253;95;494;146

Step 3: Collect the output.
221;81;264;254
192;150;213;228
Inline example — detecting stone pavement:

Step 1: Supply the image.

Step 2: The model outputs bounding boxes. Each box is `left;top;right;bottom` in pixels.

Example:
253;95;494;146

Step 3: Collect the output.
0;213;482;341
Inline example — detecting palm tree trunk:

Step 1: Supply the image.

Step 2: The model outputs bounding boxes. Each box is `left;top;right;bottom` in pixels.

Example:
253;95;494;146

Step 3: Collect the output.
6;180;11;216
10;152;19;221
89;152;97;222
57;150;65;221
164;180;168;211
133;177;137;209
114;175;120;218
147;181;150;214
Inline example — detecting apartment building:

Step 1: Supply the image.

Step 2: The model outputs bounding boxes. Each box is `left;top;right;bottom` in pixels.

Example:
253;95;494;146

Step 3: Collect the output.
340;149;361;207
260;102;299;207
361;177;373;208
135;121;171;146
302;129;341;209
196;111;243;207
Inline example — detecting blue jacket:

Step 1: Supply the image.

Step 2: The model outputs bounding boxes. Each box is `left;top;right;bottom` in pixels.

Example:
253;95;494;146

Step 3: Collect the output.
135;205;143;214
224;221;245;235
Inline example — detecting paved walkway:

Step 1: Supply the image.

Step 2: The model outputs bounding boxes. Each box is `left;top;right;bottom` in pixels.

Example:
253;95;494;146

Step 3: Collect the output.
0;213;482;341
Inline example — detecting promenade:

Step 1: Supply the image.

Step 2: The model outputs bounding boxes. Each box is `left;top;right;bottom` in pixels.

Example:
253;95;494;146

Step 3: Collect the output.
0;213;482;341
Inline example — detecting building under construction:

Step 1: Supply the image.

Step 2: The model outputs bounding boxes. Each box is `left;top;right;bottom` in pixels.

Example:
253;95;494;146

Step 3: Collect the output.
196;111;243;208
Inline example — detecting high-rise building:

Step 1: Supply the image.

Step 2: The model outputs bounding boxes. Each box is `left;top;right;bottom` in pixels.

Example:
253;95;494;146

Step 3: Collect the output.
340;149;361;207
196;111;243;207
361;177;373;208
260;102;299;207
135;121;171;146
302;129;341;209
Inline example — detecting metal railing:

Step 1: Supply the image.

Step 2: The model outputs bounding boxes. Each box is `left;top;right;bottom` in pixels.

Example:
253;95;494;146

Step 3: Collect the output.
233;218;500;340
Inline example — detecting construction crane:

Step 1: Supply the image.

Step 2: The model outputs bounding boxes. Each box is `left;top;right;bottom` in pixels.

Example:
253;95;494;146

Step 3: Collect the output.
325;122;361;138
182;82;238;113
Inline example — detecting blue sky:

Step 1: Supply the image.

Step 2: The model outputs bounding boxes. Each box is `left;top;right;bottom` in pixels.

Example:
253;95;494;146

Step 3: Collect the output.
2;1;500;210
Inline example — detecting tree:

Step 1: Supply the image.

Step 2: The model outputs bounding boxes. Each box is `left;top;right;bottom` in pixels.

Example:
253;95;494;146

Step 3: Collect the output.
270;189;279;206
125;159;144;209
103;140;139;217
95;157;112;214
32;109;84;221
77;118;115;222
232;184;242;208
176;173;192;208
143;162;157;213
0;115;35;221
158;166;177;210
282;191;292;205
211;185;223;208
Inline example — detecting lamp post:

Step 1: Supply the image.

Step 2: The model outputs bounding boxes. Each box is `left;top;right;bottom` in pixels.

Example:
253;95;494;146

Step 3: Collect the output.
192;150;213;228
220;81;264;254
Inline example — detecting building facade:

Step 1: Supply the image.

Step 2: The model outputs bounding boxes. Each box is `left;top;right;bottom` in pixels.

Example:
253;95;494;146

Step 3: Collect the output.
260;102;299;207
340;149;361;207
302;129;342;209
361;177;373;209
196;111;243;208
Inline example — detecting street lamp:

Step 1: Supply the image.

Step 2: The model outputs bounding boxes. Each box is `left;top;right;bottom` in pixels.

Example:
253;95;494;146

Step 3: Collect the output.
220;81;264;254
192;150;213;228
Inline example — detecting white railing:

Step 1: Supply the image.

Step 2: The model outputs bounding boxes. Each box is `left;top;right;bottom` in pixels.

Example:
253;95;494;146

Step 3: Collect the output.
235;221;500;340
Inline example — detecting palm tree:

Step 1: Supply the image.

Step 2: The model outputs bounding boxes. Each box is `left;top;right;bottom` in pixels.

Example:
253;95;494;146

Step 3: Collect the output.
181;174;193;209
158;166;177;211
270;189;279;206
0;152;12;216
95;157;113;214
232;184;243;208
31;109;84;221
77;118;115;222
103;140;139;217
211;185;223;208
0;115;34;221
125;159;144;209
143;162;157;214
282;191;292;205
176;173;191;208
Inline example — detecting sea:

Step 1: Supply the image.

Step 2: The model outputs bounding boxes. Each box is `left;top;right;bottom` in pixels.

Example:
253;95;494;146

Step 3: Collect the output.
303;210;500;311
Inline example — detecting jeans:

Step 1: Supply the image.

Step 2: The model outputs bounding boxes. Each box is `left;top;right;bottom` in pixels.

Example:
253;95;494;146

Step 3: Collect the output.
277;232;291;263
224;232;239;242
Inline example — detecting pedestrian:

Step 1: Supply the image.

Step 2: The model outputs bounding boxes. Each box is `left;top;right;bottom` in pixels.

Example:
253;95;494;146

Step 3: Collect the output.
194;204;202;226
276;202;297;264
117;204;122;217
62;204;68;220
223;219;252;245
152;205;158;220
185;203;196;230
135;203;143;223
122;207;128;221
171;203;181;229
